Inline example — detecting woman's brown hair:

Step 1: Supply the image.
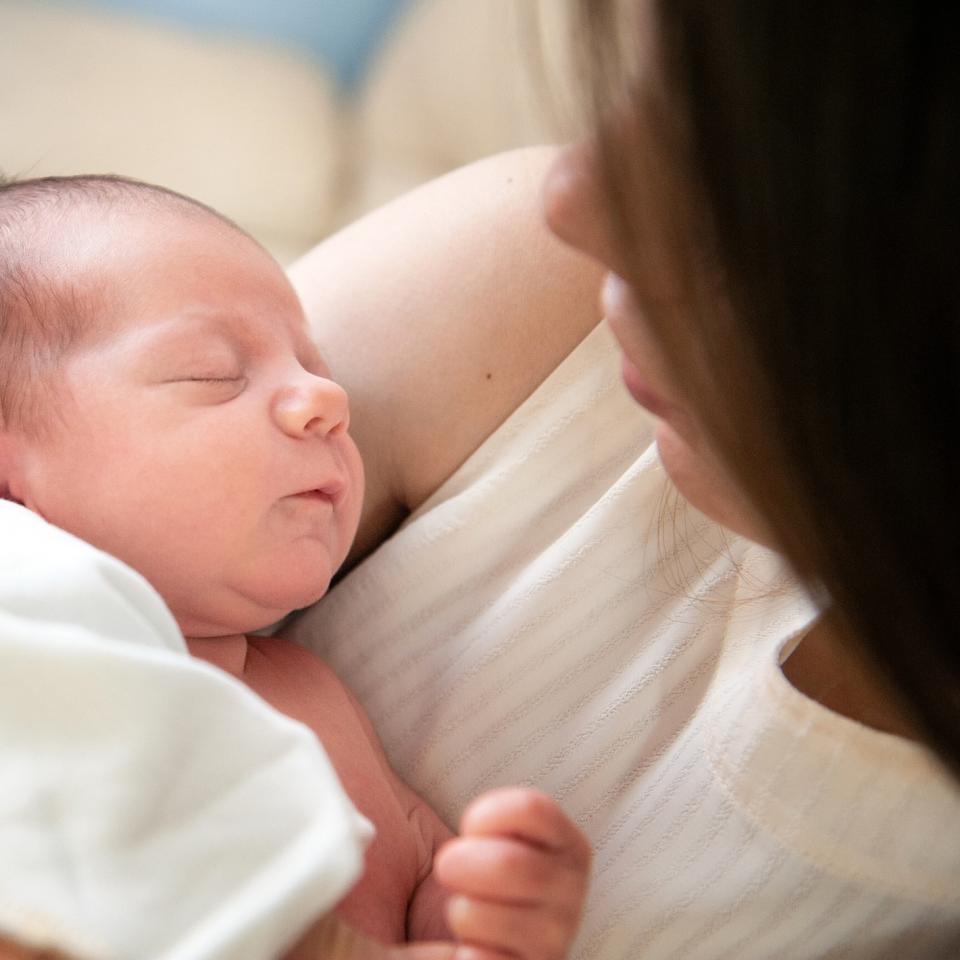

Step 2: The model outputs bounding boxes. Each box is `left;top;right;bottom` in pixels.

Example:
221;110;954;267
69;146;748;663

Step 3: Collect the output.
574;1;959;771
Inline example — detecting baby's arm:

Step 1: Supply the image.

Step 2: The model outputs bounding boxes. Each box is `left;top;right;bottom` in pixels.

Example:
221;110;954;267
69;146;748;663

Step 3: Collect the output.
141;780;584;960
399;786;456;942
337;684;589;954
433;789;591;960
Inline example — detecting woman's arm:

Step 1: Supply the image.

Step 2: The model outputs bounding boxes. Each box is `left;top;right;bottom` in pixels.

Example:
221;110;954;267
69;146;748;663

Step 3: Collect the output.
289;147;603;566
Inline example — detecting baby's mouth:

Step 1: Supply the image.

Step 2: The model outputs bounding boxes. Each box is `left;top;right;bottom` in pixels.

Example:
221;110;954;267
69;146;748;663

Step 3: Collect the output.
294;489;333;501
289;479;345;505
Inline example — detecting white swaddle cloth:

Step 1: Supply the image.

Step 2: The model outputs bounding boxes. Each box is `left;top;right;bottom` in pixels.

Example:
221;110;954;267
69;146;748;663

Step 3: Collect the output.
290;322;960;958
0;502;370;960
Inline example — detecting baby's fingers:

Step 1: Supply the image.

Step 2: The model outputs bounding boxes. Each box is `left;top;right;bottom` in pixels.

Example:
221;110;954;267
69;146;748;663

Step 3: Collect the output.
446;895;574;960
460;789;591;873
435;836;585;907
436;789;591;960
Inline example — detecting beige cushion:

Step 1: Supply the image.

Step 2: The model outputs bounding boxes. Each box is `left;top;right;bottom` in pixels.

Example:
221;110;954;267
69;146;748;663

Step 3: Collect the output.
0;0;341;262
343;0;578;223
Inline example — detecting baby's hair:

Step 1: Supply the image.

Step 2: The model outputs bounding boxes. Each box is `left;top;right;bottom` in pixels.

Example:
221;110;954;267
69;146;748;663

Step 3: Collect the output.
0;173;247;435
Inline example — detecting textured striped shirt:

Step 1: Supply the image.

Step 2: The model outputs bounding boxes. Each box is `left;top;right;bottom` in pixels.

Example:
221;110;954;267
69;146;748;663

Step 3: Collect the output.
288;323;960;958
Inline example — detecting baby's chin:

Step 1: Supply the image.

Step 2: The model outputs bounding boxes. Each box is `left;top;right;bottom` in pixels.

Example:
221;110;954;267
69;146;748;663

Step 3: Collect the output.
172;577;333;640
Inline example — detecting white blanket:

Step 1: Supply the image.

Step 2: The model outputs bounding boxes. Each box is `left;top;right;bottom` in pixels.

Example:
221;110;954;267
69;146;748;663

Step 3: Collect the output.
0;502;370;960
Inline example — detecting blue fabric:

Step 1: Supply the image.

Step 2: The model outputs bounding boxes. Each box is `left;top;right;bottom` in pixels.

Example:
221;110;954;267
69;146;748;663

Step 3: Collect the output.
64;0;413;88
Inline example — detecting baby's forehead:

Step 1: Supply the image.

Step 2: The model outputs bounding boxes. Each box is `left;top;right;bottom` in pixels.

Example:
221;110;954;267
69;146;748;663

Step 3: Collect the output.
18;200;203;309
133;308;320;359
3;175;242;293
7;187;321;363
67;207;305;328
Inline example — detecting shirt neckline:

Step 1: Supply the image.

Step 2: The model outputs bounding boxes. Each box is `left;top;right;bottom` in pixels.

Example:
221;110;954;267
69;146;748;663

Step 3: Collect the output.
707;605;960;905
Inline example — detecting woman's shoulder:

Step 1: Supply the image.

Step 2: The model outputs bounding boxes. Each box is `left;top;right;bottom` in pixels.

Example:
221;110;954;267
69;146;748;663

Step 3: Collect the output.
289;148;604;565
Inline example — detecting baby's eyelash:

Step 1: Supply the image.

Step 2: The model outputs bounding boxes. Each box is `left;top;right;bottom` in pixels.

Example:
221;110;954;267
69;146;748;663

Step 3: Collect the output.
181;377;241;384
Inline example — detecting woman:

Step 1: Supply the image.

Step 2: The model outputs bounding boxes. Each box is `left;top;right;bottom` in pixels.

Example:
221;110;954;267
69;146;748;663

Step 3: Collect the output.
547;0;960;768
290;1;959;957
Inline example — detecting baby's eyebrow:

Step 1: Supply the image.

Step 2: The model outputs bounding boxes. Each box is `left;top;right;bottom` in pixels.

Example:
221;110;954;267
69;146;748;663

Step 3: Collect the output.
141;312;316;364
142;314;252;354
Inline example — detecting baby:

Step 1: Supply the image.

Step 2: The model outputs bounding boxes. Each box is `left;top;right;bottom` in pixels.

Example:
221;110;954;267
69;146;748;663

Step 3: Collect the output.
0;175;590;958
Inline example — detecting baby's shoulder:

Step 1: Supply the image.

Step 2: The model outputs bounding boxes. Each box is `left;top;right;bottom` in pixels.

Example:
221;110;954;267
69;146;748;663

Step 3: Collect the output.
244;634;358;714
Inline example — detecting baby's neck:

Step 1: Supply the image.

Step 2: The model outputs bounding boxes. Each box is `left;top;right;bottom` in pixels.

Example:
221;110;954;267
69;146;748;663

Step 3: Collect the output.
184;633;249;679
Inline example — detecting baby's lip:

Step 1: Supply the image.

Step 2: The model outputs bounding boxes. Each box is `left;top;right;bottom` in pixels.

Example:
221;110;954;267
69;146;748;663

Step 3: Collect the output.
289;478;346;505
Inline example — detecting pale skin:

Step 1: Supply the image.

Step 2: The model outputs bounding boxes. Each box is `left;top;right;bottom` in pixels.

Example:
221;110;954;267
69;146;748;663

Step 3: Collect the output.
0;177;591;960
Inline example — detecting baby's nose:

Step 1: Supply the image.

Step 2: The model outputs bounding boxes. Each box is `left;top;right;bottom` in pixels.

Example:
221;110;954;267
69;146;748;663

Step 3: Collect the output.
274;376;350;439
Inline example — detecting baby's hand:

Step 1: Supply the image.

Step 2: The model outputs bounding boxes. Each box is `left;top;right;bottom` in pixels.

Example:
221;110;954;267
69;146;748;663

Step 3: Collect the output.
433;788;591;960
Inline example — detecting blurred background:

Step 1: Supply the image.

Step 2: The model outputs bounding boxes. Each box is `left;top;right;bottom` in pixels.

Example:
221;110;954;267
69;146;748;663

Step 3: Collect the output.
0;0;577;263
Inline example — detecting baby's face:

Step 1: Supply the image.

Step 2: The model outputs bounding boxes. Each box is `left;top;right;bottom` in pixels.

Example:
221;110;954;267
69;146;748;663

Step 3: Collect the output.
16;207;364;636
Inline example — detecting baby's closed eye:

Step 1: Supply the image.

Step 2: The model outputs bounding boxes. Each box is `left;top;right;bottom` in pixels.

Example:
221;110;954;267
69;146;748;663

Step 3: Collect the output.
166;373;248;402
176;375;244;384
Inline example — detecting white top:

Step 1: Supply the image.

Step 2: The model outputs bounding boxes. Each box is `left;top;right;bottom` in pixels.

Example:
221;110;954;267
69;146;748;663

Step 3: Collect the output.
0;502;371;960
289;322;960;958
